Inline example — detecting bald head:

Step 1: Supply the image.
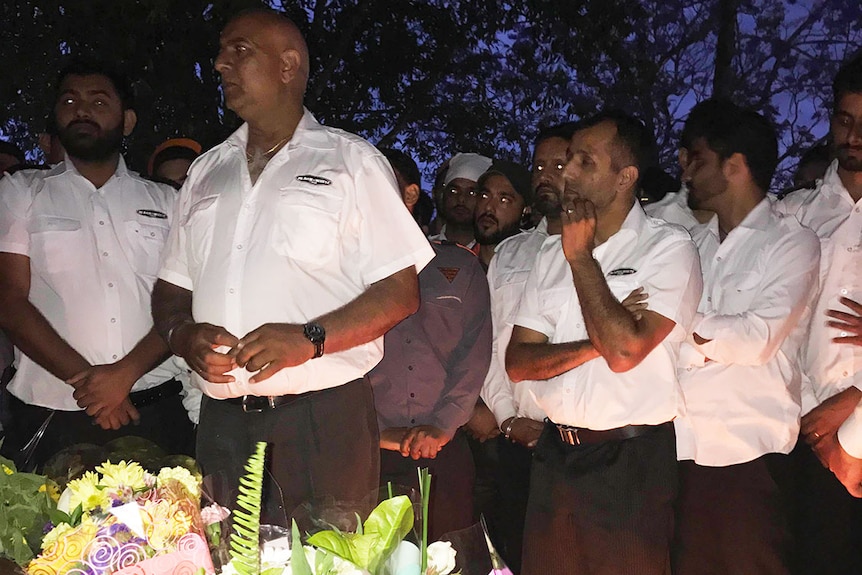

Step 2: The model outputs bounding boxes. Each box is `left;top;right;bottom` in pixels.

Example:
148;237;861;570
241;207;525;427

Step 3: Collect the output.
215;9;310;121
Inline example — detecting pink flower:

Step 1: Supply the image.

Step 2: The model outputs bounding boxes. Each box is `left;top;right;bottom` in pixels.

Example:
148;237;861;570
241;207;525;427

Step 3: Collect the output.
200;503;231;525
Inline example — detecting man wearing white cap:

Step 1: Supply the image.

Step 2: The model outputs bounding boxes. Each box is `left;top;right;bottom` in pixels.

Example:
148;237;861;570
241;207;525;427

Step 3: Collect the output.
430;152;493;249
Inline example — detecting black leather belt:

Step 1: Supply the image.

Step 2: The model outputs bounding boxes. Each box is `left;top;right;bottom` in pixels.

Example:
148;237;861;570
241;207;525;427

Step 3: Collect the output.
552;421;665;446
129;378;182;409
224;391;316;413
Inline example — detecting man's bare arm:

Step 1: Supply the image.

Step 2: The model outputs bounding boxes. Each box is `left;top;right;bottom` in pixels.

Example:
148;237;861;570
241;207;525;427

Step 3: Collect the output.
0;252;89;379
506;325;600;383
234;266;420;382
569;254;675;372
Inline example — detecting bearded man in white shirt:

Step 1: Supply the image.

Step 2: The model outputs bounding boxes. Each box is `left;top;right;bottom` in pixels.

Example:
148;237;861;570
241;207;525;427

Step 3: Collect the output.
671;101;820;575
777;53;862;574
0;59;194;468
507;111;702;575
151;9;434;521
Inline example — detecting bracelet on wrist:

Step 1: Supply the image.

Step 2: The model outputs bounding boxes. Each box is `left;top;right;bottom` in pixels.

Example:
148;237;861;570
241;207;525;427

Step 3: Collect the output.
503;417;517;440
166;319;194;352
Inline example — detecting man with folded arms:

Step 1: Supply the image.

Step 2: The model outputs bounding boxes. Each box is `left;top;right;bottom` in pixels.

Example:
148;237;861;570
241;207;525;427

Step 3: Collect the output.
507;111;702;575
671;101;820;575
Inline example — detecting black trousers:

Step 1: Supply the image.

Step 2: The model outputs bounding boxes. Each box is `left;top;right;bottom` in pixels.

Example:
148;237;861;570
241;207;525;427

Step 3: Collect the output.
493;436;532;574
0;383;195;471
790;440;862;575
380;430;474;540
673;454;794;575
521;421;677;575
196;377;380;527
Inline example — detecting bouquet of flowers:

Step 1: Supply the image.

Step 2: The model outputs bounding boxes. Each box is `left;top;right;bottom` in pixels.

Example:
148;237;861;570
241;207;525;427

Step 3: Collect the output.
26;459;214;575
217;443;458;575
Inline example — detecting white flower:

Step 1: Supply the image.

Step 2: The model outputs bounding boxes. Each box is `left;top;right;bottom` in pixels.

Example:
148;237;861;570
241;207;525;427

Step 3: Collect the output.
426;541;457;575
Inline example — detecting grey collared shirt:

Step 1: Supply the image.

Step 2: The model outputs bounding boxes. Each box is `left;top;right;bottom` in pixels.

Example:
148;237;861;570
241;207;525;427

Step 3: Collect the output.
369;242;492;436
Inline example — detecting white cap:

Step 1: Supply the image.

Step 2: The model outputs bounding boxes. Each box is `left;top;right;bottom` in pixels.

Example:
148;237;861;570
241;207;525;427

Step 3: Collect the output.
443;152;493;186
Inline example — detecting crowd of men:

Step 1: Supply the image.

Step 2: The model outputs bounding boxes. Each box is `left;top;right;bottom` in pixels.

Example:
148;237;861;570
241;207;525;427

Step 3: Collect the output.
0;7;860;575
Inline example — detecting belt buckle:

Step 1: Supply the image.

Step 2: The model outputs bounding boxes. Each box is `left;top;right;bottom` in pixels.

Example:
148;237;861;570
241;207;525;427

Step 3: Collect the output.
241;395;264;413
558;425;581;446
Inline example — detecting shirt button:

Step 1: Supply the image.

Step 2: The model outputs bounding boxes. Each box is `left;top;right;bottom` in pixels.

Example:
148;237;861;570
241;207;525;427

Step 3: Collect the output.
410;393;415;398
108;282;114;288
110;318;116;323
841;289;849;295
844;371;850;377
707;296;712;302
407;366;414;371
405;338;411;344
716;256;722;261
102;251;109;257
112;354;118;360
150;232;156;237
229;288;236;294
848;247;854;252
99;220;105;225
411;419;416;424
236;244;243;250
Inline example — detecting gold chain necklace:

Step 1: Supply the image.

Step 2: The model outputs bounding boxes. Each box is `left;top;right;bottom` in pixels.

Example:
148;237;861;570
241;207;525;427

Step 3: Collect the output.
246;136;289;162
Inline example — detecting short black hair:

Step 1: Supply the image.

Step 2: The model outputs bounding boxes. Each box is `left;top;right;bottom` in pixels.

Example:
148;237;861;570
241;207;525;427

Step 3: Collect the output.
56;58;135;110
578;110;655;184
534;121;579;147
680;99;734;151
379;147;421;188
833;53;862;108
686;100;778;193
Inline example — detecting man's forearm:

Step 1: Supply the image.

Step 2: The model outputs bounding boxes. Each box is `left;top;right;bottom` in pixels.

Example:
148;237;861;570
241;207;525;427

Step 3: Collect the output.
151;279;195;351
0;295;89;380
118;329;172;384
569;254;642;364
506;339;600;382
316;266;419;354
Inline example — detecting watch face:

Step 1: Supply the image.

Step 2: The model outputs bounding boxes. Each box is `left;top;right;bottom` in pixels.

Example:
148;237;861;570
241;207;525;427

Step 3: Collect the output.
305;323;325;342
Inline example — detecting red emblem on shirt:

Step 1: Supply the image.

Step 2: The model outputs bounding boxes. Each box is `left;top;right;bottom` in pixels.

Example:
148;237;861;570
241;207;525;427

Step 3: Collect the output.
438;267;460;283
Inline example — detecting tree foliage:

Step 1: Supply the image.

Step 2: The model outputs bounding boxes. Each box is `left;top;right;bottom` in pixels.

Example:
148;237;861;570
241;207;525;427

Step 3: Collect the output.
0;0;859;188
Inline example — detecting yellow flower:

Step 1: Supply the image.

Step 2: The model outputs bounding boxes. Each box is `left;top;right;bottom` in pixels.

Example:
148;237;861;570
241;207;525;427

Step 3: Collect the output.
142;500;194;549
28;521;98;574
67;471;110;512
96;460;147;491
157;466;201;499
40;523;73;551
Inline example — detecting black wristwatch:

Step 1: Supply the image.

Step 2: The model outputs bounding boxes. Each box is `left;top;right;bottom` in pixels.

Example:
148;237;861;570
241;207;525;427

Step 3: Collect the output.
303;322;326;358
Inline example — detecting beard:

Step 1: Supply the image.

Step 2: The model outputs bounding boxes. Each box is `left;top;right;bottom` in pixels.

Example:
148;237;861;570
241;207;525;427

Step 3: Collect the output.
533;184;562;217
475;215;521;246
834;144;862;172
58;119;125;162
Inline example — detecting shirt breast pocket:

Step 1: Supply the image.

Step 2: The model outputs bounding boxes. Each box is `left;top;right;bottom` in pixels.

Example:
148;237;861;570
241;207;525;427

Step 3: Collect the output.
125;218;170;277
183;195;219;270
272;187;341;265
28;216;85;275
606;277;640;303
718;270;761;312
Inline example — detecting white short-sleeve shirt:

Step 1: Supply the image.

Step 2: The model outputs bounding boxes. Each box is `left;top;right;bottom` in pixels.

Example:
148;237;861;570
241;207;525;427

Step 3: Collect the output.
0;158;181;410
674;200;821;466
480;219;549;426
513;203;702;430
159;109;435;398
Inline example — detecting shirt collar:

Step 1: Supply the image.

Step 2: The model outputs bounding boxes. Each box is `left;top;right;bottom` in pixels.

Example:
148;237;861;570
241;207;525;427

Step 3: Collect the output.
819;159;860;207
225;107;335;154
595;201;645;258
52;154;130;181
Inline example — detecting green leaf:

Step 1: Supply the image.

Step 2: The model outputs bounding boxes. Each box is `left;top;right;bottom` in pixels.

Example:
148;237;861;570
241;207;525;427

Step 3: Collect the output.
361;495;414;572
306;529;355;563
291;519;314;575
69;503;83;527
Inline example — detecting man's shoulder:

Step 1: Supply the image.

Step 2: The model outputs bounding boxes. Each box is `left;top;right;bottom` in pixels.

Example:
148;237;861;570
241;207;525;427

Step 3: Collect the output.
642;212;696;244
430;240;482;267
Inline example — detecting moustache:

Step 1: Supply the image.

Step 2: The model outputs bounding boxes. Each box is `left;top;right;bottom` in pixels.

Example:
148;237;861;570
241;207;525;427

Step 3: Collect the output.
837;143;862;152
477;213;498;226
67;119;100;130
535;183;559;196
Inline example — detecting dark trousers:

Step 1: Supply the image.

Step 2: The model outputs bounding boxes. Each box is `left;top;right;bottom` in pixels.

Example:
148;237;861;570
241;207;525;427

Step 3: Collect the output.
380;430;474;540
0;385;194;471
673;454;794;575
521;421;677;575
790;440;862;575
493;436;532;574
196;377;380;527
